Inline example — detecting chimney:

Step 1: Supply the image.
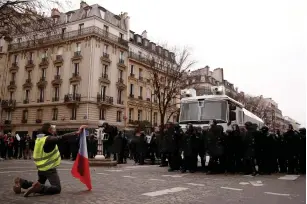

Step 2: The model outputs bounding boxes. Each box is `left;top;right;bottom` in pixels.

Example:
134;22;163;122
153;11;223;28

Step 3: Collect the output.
80;1;88;9
141;30;147;39
51;8;60;18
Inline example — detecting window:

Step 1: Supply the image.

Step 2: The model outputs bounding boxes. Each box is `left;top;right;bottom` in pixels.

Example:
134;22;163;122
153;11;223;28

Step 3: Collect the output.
129;108;134;120
103;44;108;53
117;89;122;103
146;89;151;100
130;84;134;95
100;86;106;98
29;52;33;60
42;68;46;78
238;110;243;124
61;28;66;38
119;51;124;61
42;50;47;58
71;108;77;120
139;86;143;97
57;47;63;55
22;110;28;120
13;54;18;63
173;115;177;123
39;88;44;102
138;110;142;121
116;111;122;122
99;108;105;120
9;91;13;100
119;33;123;39
52;108;58;120
66;14;71;23
103;25;108;32
6;111;12;120
56;66;60;75
78;24;84;33
139;68;143;78
153;112;158;124
100;10;105;19
17;38;22;44
130;65;134;74
76;42;81;52
54;87;59;101
86;8;91;17
27;71;32;79
37;109;43;120
11;73;16;81
70;84;78;95
138;51;142;58
118;70;123;79
25;90;30;100
103;64;108;75
73;63;79;74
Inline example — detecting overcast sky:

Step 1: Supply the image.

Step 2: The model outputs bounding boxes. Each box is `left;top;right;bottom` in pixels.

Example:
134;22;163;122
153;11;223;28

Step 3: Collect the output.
71;0;306;126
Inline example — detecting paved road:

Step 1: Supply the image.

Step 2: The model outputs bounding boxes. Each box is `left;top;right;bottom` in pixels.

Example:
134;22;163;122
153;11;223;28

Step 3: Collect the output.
0;160;305;204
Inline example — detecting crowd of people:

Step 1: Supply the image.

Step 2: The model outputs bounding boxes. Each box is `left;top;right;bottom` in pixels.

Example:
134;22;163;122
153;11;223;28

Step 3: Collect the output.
0;133;34;160
1;121;306;177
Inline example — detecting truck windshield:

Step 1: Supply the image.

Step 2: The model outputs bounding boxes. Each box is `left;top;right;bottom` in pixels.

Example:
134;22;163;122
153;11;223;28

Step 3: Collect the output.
180;100;227;123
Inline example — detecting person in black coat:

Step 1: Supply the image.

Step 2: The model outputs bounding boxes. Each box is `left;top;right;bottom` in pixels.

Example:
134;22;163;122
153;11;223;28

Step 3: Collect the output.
242;122;257;176
284;124;300;174
260;126;275;174
298;128;306;174
181;124;198;173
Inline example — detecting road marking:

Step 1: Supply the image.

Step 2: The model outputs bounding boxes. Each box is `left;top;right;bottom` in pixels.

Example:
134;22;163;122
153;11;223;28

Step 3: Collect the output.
264;192;290;196
149;179;166;181
278;175;300;181
105;169;123;172
186;183;205;187
0;169;70;174
221;187;243;191
97;173;110;175
250;181;263;186
239;182;250;185
125;166;150;169
162;174;184;178
142;187;189;197
61;161;74;164
123;176;136;178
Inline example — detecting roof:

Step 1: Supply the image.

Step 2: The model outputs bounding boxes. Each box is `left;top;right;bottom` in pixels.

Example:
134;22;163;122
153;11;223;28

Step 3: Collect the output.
181;94;244;108
55;4;127;31
243;108;264;123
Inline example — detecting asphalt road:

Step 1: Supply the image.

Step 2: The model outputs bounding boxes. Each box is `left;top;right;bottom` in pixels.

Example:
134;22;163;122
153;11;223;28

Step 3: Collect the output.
0;159;305;204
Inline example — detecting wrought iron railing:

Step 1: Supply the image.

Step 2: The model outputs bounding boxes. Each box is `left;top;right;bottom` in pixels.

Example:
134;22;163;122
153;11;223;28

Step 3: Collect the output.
8;26;129;51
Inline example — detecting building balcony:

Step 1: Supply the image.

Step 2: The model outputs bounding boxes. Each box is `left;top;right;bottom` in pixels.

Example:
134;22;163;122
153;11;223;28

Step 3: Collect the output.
23;99;29;104
117;99;124;105
129;94;134;99
39;57;49;67
1;99;16;110
97;94;113;107
25;60;35;71
100;52;111;63
64;93;81;104
139;76;144;82
21;119;27;124
128;51;155;67
54;55;63;65
138;96;143;100
7;81;17;91
8;26;129;52
117;59;126;69
99;73;110;84
52;96;59;102
69;73;81;83
36;77;47;88
37;98;44;103
51;75;62;86
116;78;126;90
71;51;82;61
36;119;42;124
23;79;33;89
146;98;151;102
9;62;19;73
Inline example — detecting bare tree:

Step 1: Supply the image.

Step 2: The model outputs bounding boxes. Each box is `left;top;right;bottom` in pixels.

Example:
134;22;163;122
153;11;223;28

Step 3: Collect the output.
148;46;196;128
0;0;70;40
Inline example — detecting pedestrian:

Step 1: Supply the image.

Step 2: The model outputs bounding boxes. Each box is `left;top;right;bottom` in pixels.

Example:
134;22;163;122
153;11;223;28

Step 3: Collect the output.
12;123;87;197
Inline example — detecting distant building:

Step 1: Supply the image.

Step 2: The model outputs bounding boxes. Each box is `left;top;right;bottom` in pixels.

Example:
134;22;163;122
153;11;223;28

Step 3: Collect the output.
283;116;301;131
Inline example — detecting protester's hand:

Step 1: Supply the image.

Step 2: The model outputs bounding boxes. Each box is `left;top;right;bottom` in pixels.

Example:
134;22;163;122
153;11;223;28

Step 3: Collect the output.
77;125;88;134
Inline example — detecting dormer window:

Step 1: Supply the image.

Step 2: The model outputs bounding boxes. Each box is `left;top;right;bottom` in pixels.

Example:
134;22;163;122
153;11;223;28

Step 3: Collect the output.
151;43;155;51
85;8;91;17
66;14;71;23
165;50;168;57
136;35;142;44
100;10;105;19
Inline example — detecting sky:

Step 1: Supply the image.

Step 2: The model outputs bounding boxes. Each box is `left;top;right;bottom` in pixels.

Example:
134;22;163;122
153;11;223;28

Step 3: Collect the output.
69;0;306;127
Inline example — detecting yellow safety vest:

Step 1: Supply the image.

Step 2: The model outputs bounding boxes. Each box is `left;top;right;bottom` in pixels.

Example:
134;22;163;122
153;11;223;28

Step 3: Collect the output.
33;136;61;171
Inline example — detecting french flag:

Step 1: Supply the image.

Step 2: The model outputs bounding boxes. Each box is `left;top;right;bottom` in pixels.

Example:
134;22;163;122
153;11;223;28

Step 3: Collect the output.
71;129;92;190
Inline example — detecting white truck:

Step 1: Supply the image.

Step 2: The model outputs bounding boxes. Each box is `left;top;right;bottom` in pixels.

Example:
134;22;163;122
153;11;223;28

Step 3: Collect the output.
179;86;264;131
